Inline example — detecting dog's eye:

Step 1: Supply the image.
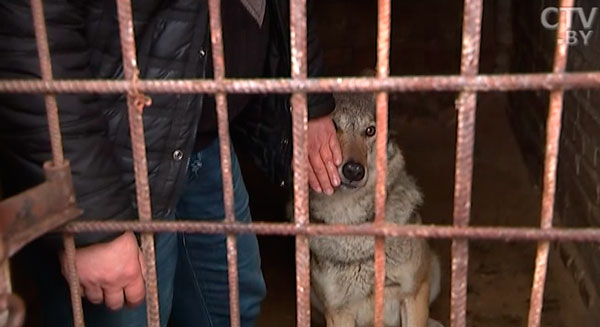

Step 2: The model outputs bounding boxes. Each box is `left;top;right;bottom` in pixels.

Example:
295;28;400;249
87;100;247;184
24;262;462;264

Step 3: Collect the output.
365;126;376;137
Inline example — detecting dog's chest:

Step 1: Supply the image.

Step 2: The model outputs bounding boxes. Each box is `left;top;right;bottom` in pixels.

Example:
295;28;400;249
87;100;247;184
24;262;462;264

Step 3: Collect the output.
311;256;374;308
310;191;373;224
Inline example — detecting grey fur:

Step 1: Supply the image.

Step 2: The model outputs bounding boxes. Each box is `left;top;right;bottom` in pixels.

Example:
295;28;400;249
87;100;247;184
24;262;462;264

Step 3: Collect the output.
291;93;441;326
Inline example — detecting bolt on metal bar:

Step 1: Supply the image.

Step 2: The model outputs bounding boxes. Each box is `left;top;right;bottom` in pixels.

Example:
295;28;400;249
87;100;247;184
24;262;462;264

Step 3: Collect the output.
527;1;573;326
30;0;65;166
451;0;482;326
206;1;241;326
62;234;85;327
4;73;600;94
114;0;160;325
373;0;391;326
289;0;310;326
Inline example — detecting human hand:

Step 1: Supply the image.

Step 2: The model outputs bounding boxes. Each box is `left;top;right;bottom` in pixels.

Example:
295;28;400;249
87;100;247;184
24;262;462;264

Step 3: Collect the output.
307;115;342;194
60;232;146;310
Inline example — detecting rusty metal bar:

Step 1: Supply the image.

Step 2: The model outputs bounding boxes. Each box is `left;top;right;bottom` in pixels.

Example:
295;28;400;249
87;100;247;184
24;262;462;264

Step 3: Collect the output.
4;73;600;94
62;221;600;242
206;1;241;326
62;234;85;327
114;0;160;325
0;162;81;258
527;1;573;326
373;0;391;326
30;0;65;166
289;0;310;326
451;1;483;326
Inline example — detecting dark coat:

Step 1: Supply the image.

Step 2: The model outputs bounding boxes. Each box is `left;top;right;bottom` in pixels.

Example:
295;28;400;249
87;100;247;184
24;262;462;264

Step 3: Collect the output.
0;0;334;247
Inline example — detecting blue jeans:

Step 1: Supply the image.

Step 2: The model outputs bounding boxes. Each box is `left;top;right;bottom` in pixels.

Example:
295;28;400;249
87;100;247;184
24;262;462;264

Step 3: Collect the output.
32;139;265;326
171;139;266;327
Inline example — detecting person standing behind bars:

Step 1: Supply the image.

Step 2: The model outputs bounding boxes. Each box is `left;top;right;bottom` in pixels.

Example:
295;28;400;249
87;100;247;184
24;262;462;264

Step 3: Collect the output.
0;0;340;326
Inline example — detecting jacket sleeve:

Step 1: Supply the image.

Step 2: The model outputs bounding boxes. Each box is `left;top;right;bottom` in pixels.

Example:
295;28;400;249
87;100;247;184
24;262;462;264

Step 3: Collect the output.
306;0;335;120
0;1;134;249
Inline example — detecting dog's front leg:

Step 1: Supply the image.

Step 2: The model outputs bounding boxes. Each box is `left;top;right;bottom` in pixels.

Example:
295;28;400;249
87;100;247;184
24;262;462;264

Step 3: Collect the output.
325;308;355;327
400;278;430;327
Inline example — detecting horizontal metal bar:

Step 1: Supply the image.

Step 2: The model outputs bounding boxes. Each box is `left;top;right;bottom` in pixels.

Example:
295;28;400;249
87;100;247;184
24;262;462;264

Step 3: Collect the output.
1;73;600;94
61;221;600;242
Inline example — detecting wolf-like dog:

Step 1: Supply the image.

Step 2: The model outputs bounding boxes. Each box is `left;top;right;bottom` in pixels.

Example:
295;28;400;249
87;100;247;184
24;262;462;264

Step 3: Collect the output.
305;93;441;327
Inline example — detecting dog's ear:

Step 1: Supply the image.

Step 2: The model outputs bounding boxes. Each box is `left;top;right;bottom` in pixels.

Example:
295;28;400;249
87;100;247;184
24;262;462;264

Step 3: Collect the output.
359;68;377;77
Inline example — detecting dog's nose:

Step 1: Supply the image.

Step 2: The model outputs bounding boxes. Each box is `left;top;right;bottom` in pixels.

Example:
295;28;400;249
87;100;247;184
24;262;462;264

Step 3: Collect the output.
342;161;365;182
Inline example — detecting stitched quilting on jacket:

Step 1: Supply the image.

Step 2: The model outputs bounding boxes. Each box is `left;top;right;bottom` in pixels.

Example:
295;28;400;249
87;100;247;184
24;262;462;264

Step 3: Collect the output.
0;0;334;247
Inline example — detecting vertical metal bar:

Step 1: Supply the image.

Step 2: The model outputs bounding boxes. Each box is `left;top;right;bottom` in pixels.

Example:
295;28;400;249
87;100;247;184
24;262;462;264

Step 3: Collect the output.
451;1;482;327
206;1;241;326
63;234;85;327
374;1;391;327
527;1;573;325
290;0;310;326
114;1;160;326
30;0;64;166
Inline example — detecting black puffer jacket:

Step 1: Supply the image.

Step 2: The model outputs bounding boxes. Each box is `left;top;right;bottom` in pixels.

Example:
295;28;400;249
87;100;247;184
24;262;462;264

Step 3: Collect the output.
0;0;334;247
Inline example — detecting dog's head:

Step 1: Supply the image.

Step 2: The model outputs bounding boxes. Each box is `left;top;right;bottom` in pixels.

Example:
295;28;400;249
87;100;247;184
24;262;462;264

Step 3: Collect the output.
332;93;378;191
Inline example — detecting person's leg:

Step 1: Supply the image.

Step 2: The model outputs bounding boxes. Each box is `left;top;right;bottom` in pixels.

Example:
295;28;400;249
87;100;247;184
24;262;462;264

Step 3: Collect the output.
30;232;177;327
171;139;266;327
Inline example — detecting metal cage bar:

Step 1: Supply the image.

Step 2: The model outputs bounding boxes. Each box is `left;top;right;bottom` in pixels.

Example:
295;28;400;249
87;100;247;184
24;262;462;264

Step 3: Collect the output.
62;234;85;327
30;0;84;325
30;0;65;167
527;0;574;326
289;1;311;326
59;221;600;242
3;73;600;94
206;0;241;326
3;1;600;327
373;0;391;326
114;0;160;325
451;0;483;326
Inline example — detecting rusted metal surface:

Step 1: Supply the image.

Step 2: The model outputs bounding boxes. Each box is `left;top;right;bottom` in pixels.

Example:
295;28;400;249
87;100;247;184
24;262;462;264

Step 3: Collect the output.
0;162;81;259
451;0;483;326
206;1;241;326
62;234;85;327
3;0;600;326
4;73;600;94
373;0;391;325
528;1;573;326
30;0;64;166
289;0;310;326
114;0;159;325
61;221;600;242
